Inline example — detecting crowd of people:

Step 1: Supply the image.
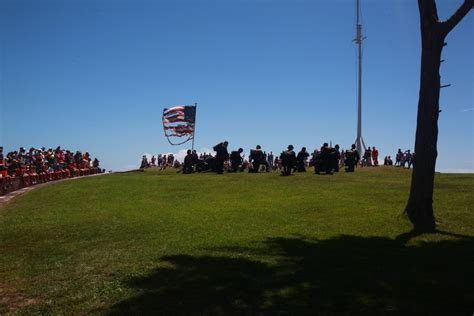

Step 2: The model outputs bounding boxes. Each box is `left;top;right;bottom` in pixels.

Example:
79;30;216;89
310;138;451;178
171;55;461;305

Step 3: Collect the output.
1;142;415;196
141;141;408;176
0;146;103;193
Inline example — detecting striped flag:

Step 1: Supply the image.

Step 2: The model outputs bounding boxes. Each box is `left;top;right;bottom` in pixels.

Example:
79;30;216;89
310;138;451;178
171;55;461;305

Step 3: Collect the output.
162;105;196;145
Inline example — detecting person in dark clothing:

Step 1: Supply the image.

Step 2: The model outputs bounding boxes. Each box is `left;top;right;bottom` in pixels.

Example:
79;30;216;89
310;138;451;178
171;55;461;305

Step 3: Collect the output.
333;144;341;172
280;145;297;176
183;150;194;174
395;149;403;167
229;148;244;172
191;150;199;171
213;141;229;174
321;143;334;174
140;155;149;169
315;143;335;175
296;147;309;172
344;144;360;172
249;145;265;173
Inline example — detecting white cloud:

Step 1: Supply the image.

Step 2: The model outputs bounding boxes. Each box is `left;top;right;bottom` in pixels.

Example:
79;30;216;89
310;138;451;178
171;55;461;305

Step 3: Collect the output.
459;108;474;113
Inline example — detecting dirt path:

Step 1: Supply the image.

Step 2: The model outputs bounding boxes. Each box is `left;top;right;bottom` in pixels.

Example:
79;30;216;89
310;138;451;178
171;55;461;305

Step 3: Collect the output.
0;282;42;314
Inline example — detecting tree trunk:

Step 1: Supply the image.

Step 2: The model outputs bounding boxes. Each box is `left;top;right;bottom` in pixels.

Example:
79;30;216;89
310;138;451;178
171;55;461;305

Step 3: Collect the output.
405;0;472;230
404;1;445;230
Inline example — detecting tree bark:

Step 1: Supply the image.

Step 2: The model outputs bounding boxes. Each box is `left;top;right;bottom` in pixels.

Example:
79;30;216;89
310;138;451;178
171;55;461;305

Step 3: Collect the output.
405;0;472;229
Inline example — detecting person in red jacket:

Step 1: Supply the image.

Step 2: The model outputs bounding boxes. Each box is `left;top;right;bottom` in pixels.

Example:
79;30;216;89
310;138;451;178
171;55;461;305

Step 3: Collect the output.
372;146;379;166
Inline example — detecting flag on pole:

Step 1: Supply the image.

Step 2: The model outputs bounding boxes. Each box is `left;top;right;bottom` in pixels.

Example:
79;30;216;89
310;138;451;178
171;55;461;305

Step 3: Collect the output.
162;105;196;145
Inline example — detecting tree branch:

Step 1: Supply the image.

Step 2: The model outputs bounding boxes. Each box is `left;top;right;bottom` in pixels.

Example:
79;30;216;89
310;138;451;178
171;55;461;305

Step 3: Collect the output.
418;0;440;26
440;0;473;35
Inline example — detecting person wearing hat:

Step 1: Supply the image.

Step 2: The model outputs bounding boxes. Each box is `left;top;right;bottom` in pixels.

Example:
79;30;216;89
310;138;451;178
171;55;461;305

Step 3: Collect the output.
280;145;297;176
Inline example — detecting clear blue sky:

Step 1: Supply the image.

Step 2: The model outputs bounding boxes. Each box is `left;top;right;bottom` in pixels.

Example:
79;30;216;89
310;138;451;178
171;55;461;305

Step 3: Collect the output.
1;0;473;172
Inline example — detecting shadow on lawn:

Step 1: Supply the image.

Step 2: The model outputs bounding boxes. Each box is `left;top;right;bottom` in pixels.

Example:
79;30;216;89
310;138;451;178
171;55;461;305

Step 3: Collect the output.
108;232;473;315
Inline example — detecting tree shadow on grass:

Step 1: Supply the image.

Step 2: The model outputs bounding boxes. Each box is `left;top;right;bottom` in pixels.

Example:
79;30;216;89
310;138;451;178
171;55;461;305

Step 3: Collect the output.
108;233;474;315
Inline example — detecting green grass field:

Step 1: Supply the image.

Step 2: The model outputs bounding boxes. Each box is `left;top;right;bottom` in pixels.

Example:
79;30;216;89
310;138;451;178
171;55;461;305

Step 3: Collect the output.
1;167;473;315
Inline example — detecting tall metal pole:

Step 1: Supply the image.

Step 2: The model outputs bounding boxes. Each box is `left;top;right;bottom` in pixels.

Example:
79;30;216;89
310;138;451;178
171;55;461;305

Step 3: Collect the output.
354;0;366;155
191;102;197;151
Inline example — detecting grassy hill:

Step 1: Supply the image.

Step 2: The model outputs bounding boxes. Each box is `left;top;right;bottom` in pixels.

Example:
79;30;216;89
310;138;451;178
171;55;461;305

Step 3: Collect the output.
0;167;473;315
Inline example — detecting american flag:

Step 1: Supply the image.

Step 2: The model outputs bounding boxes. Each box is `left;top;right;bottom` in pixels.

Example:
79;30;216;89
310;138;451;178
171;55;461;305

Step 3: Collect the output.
162;105;196;138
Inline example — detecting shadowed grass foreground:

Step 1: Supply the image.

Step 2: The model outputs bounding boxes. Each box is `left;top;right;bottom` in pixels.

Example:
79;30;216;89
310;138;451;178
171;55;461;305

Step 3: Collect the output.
0;167;473;314
109;234;474;315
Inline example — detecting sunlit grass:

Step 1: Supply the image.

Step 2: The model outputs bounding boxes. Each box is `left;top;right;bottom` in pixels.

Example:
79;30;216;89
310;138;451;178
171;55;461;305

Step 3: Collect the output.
0;167;472;314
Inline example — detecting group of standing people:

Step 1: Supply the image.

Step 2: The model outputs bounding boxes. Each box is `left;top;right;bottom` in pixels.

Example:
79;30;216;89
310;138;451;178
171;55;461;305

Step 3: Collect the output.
140;154;175;170
361;146;379;167
395;149;415;169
